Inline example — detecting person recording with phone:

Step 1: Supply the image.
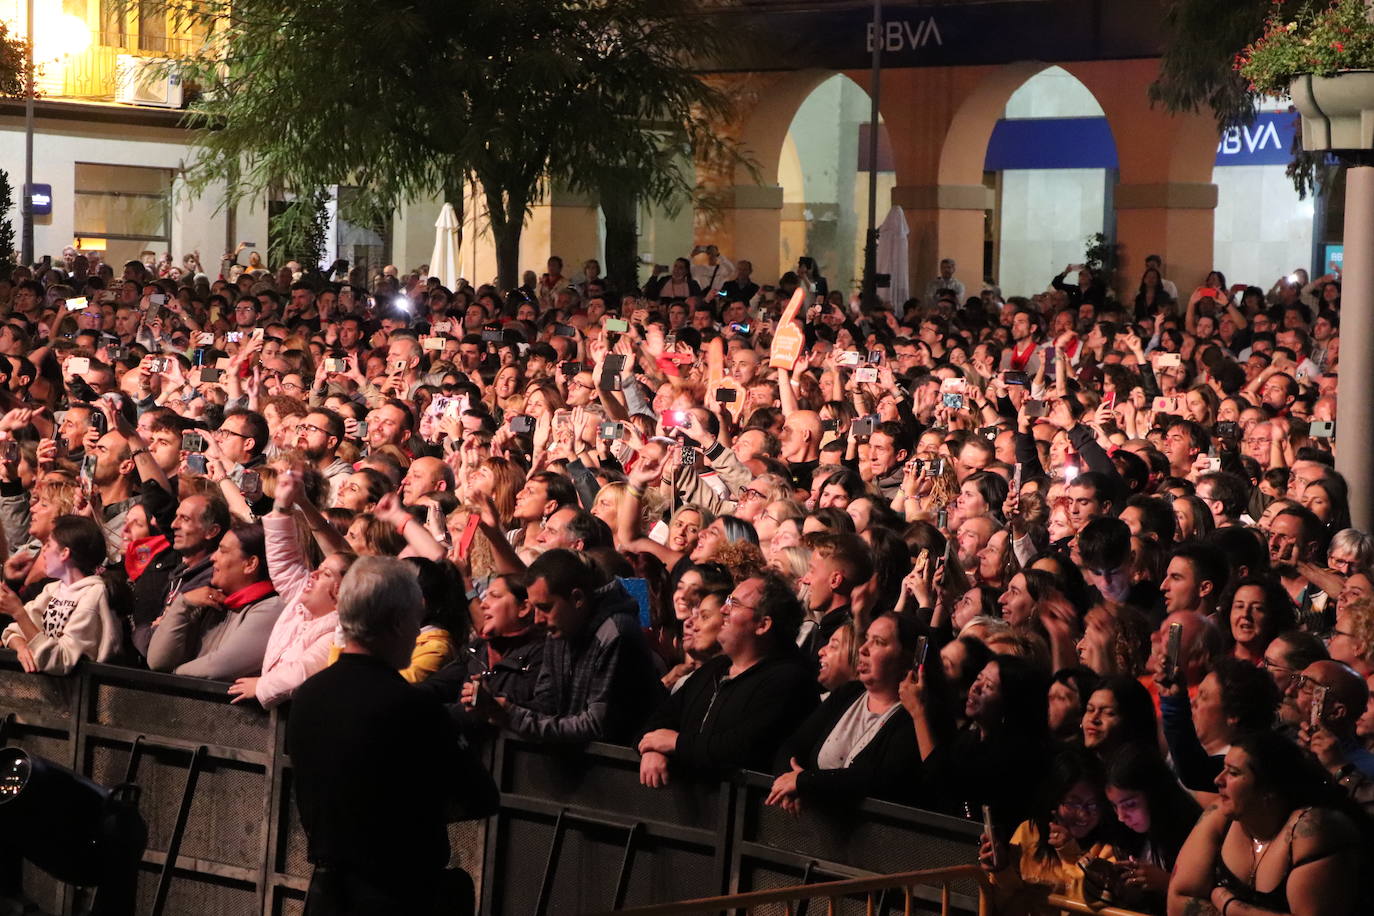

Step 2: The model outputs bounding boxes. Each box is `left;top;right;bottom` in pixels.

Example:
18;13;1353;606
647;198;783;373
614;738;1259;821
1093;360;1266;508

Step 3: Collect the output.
768;612;927;809
979;747;1119;914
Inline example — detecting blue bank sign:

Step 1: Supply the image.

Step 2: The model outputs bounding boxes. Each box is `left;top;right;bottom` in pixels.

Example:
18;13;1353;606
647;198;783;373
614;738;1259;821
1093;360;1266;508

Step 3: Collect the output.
1215;112;1296;166
984;111;1298;171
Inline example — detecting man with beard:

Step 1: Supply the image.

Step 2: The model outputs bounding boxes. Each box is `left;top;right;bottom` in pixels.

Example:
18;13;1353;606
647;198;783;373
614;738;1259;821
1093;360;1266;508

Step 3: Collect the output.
86;428;138;562
1002;307;1044;374
1267;505;1330;608
296;409;350;506
954;516;1000;577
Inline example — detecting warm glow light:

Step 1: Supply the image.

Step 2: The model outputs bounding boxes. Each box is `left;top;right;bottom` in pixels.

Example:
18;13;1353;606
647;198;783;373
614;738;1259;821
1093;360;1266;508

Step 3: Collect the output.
0;2;92;64
74;238;107;252
33;12;92;63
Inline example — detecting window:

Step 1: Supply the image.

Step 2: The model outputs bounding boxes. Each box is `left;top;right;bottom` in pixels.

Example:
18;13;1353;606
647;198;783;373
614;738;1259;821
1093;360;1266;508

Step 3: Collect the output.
73;163;172;265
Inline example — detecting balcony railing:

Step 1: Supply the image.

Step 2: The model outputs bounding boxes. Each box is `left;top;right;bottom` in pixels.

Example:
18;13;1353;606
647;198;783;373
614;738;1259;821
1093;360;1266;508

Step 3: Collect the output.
34;30;200;105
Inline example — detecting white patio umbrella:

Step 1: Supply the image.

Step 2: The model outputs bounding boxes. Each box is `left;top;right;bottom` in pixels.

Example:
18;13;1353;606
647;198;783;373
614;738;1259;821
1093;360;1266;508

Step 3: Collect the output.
429;203;461;290
876;205;910;313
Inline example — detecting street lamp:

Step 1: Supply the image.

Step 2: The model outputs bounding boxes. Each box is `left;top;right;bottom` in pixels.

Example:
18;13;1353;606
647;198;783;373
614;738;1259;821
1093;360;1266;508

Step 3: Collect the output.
860;0;883;310
20;0;33;267
18;0;91;268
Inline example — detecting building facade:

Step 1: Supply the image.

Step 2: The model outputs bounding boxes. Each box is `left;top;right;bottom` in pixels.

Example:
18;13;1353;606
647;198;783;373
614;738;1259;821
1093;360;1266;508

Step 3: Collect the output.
0;0;1338;299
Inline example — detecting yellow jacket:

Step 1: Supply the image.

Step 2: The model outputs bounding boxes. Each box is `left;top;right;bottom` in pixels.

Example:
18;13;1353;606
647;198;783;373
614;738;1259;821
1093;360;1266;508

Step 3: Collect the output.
326;627;457;685
988;820;1117;915
400;627;456;684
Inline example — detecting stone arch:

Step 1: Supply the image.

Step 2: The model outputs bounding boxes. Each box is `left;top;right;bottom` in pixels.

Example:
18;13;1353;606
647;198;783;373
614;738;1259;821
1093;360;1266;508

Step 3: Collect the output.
936;60;1055;190
702;68;890;282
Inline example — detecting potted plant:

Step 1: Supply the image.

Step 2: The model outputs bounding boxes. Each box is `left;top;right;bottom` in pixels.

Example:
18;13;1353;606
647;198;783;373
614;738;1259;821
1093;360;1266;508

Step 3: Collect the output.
1237;0;1374;151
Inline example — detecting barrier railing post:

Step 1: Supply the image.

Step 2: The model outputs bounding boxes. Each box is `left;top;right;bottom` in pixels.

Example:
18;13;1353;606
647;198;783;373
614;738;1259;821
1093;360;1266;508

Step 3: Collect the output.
121;734;145;784
534;808;568;916
151;744;207;916
796;860;820;916
611;821;643;911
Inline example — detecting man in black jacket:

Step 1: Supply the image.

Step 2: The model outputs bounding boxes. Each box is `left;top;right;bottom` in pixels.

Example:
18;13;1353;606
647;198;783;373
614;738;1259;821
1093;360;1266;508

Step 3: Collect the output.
289;556;497;915
637;572;817;787
462;549;663;745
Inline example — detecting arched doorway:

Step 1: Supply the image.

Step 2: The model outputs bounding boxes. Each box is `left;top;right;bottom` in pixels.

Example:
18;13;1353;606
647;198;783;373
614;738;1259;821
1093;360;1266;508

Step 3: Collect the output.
776;73;892;294
981;65;1119;298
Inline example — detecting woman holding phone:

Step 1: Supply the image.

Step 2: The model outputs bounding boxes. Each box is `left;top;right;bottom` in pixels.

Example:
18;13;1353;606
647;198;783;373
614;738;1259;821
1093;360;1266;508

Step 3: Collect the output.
768;613;927;808
979;747;1120;914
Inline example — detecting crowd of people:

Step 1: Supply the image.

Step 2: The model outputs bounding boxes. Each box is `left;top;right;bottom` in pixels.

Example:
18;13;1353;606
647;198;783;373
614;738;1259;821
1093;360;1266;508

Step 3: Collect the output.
0;242;1371;916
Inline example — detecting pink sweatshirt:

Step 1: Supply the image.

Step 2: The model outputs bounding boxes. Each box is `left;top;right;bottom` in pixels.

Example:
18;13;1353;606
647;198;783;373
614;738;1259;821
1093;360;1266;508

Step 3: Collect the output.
255;513;337;708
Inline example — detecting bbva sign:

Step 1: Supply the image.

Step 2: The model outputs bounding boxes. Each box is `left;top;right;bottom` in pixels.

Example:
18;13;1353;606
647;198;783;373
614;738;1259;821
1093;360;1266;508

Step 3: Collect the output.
865;17;944;53
1217;120;1282;157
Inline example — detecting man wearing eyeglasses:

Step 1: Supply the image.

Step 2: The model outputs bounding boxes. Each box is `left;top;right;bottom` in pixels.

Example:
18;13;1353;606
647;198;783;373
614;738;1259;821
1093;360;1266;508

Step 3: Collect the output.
637;572;815;788
211;408;269;485
1260;631;1330;734
565;370;598;408
232;296;260;332
296;409;351;505
1296;661;1374;783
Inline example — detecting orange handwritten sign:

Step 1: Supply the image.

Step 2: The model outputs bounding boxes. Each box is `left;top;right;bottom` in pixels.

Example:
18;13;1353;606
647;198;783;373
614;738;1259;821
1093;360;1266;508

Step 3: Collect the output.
769;287;806;370
707;337;744;421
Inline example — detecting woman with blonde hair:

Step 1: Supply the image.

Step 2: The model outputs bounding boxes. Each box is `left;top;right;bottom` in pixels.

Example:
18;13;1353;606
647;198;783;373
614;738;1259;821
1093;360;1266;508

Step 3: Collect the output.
769;544;811;583
485;364;526;418
894;452;958;523
592;481;666;536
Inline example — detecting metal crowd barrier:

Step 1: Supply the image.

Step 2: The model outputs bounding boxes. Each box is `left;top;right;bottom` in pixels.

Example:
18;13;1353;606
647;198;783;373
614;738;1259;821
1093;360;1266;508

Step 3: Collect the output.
480;741;986;916
0;654;998;916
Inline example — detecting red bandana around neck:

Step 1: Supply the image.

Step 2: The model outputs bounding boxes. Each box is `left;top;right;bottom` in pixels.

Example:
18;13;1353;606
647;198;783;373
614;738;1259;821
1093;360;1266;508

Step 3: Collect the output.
124;535;170;582
222;580;277;610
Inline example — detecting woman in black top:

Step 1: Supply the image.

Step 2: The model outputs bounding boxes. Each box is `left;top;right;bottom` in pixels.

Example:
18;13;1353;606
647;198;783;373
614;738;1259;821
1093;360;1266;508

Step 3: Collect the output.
917;653;1052;830
767;613;924;809
1168;731;1363;916
1098;746;1200;914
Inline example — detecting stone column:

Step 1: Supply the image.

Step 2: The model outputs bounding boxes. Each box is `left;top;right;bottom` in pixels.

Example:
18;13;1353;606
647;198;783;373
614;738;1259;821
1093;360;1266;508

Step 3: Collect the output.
1336;165;1374;529
1113;181;1218;297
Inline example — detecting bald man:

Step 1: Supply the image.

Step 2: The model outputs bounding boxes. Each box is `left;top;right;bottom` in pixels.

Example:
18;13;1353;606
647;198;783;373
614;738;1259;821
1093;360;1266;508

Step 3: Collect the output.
779;410;822;498
1297;660;1374;781
1146;611;1218;697
400;456;453;507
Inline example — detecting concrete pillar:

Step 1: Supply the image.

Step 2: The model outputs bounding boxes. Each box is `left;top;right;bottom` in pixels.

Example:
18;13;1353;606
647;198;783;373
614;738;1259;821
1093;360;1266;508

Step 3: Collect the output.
705;184;784;283
892;183;992;299
1113;181;1218;294
1337;166;1374;530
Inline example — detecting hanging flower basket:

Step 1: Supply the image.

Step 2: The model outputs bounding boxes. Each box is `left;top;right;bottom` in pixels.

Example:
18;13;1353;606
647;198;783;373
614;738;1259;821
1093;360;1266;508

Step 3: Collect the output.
1289;70;1374;150
1237;0;1374;151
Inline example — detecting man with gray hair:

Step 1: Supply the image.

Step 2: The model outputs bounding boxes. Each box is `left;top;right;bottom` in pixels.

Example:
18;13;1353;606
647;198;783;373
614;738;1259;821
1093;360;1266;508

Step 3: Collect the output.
288;557;496;914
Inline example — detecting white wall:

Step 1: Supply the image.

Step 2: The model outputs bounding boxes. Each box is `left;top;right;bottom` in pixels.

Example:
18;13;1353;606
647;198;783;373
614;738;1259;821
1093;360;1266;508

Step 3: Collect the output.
0;114;260;265
1004;67;1102;118
1212;166;1315;289
777;73;878;292
998;169;1107;298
